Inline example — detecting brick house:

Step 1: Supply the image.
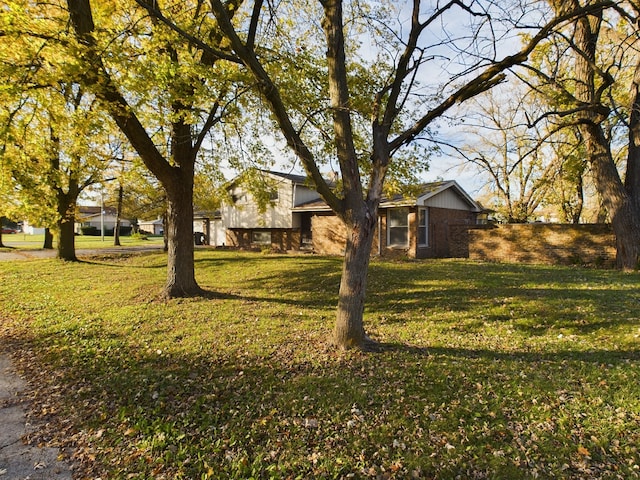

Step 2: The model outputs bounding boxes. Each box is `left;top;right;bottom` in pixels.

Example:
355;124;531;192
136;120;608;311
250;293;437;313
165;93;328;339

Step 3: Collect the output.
294;181;484;258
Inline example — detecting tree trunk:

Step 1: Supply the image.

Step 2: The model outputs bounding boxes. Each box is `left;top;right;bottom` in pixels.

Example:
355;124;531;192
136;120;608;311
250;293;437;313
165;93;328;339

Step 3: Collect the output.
43;228;54;249
334;208;377;349
571;7;640;269
626;59;640;217
583;123;640;269
163;179;201;298
56;193;77;261
114;183;123;246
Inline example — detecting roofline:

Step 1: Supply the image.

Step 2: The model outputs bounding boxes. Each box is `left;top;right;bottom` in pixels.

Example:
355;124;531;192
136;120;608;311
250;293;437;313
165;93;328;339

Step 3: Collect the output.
293;180;482;212
416;180;482;212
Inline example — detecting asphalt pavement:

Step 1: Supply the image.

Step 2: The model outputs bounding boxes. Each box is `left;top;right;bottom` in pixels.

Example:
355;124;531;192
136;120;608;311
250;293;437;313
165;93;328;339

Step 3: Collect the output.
0;243;164;261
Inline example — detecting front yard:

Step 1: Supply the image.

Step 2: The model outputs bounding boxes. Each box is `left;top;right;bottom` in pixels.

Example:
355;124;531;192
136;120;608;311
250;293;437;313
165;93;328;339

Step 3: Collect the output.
0;251;638;479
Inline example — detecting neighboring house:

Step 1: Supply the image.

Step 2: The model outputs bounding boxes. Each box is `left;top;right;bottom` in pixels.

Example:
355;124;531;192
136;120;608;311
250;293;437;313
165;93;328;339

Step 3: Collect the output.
22;221;46;235
76;206;131;234
139;217;164;236
221;170;322;251
295;180;484;258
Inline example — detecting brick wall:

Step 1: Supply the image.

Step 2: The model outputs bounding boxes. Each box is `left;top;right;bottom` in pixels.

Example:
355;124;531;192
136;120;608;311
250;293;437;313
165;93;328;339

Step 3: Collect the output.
311;213;380;256
226;228;301;252
455;223;617;267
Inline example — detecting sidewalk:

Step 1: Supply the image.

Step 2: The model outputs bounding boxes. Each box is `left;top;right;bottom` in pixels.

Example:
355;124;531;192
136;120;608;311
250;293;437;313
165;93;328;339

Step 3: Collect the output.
0;354;73;479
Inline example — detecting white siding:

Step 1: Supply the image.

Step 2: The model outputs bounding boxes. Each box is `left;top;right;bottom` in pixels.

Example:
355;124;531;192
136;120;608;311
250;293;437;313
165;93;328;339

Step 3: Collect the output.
211;219;226;246
223;184;294;229
421;188;472;211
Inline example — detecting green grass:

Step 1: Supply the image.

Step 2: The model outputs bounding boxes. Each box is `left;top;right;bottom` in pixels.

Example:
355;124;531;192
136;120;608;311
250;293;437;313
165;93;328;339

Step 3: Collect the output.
0;251;639;479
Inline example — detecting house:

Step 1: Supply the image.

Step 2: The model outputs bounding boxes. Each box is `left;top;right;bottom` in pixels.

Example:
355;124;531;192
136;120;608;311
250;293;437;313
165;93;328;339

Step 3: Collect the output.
294;180;483;258
138;217;164;236
221;170;321;251
22;221;46;235
76;206;132;235
220;170;483;257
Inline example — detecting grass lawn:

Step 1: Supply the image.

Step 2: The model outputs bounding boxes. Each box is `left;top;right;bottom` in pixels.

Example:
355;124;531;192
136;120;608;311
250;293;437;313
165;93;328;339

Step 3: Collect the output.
0;250;639;479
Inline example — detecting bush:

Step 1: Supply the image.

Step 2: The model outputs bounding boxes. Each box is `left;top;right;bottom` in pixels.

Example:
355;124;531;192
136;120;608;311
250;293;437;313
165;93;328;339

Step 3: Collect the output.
80;226;99;236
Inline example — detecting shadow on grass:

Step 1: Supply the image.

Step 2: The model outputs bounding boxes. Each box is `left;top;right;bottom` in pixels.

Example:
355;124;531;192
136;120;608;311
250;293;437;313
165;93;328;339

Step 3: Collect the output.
373;341;640;364
4;325;639;479
192;253;640;336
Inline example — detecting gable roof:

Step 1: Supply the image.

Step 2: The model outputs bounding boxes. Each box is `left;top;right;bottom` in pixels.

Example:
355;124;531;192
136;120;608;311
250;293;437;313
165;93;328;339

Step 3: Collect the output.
384;181;482;212
265;170;309;185
227;169;310;190
292;180;482;213
77;205;118;219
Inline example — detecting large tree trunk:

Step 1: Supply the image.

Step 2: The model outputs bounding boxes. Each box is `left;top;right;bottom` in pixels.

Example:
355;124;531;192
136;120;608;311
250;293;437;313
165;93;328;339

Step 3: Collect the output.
56;193;77;261
114;183;123;246
163;178;201;298
583;124;640;269
572;7;640;269
43;228;54;249
626;60;640;217
334;207;377;349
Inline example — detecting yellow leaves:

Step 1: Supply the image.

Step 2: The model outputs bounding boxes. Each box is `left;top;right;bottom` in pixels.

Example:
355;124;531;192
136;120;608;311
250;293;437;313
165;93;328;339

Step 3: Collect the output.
577;445;590;457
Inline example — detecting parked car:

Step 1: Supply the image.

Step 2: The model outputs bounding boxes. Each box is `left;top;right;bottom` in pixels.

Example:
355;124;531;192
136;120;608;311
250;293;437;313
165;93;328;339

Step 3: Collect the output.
1;227;18;234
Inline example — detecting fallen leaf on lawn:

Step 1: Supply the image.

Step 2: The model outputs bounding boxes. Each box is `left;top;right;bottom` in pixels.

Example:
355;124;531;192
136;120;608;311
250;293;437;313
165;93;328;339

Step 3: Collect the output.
577;446;590;457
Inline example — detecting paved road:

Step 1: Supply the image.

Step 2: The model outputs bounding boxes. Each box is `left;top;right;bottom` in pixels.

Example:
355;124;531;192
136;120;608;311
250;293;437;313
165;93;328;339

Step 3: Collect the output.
0;244;163;261
0;355;73;480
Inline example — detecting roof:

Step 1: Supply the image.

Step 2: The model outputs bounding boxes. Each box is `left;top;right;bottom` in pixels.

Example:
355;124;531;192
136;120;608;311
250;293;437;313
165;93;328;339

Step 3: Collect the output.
227;169;310;190
194;210;221;220
77;205;118;218
292;180;482;213
139;218;164;225
264;170;309;185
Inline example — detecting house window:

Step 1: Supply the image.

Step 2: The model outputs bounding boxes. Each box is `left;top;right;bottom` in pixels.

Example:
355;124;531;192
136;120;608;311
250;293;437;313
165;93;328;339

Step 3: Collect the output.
418;208;428;246
252;231;271;245
387;208;409;247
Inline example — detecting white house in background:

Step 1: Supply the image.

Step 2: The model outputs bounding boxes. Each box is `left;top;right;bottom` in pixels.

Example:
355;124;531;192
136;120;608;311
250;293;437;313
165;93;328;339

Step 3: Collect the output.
22;221;46;235
139;217;164;236
75;206;131;234
221;170;322;250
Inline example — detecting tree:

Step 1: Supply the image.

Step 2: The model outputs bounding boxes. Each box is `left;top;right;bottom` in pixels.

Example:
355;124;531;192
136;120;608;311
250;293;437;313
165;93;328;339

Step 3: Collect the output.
1;2;123;260
0;85;113;260
63;0;245;296
451;87;558;223
195;0;605;348
520;0;640;268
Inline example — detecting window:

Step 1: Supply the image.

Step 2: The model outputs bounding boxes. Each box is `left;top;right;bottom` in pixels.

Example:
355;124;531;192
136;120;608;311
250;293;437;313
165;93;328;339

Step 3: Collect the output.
418;208;428;246
387;208;409;247
252;231;271;245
